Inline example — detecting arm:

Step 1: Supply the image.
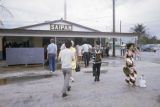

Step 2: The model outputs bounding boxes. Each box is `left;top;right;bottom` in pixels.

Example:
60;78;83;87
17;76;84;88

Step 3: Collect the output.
58;51;61;62
55;45;58;59
124;52;127;67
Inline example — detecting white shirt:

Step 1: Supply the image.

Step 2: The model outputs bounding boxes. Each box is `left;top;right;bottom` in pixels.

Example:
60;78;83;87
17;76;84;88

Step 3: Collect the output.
59;48;74;69
76;45;82;56
47;43;57;54
60;43;66;50
121;44;126;49
82;44;92;52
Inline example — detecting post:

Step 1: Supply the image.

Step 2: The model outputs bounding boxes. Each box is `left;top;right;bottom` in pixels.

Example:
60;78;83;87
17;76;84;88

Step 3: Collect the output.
55;37;57;44
112;0;116;57
120;20;122;48
120;20;121;33
0;36;3;60
64;0;67;20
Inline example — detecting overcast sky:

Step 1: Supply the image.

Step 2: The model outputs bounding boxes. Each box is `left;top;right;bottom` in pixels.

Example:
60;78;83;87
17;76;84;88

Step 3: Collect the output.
1;0;160;38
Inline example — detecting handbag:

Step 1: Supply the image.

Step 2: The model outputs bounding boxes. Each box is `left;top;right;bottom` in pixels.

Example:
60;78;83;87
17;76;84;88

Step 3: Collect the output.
75;63;80;72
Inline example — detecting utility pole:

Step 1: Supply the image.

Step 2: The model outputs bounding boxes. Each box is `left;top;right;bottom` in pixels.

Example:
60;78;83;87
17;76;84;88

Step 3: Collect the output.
120;20;122;45
120;20;121;33
64;0;67;20
112;0;116;57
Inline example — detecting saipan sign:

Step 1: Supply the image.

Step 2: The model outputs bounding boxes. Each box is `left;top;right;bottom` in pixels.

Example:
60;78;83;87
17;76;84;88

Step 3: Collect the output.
50;24;72;31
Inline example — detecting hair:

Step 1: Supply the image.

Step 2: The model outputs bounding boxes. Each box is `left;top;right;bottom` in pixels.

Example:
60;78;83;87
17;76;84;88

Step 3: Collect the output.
50;38;54;43
126;43;135;49
65;40;72;48
83;40;88;44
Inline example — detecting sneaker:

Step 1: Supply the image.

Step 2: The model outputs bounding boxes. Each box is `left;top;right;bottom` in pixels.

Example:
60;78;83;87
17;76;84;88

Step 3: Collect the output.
50;70;54;73
70;77;74;82
62;93;68;97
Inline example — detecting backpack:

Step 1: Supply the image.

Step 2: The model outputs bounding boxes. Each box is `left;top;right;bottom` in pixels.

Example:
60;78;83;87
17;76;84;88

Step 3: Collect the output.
95;49;102;62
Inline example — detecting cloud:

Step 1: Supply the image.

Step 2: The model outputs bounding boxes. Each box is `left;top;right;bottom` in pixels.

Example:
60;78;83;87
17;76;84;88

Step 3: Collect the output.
1;0;160;37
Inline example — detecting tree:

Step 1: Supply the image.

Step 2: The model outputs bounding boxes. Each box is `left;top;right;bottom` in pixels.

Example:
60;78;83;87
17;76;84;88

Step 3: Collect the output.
131;24;146;34
131;24;147;44
0;0;13;27
150;36;157;44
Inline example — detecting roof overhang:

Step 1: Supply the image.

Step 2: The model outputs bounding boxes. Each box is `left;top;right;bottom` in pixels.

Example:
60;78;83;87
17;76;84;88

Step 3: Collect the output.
0;29;139;38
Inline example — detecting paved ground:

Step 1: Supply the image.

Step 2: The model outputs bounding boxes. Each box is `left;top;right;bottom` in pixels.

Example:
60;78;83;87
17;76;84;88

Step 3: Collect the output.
0;52;160;107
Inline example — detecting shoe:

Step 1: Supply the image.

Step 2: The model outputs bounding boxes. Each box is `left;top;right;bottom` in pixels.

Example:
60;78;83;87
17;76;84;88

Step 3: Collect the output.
94;78;97;82
62;93;68;97
68;86;71;91
50;70;55;73
70;77;74;82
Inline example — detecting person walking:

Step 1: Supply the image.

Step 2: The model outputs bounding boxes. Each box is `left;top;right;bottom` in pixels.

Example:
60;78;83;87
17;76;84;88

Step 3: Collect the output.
92;41;102;82
70;40;77;82
58;40;74;97
81;41;92;67
123;43;137;86
121;42;126;56
47;38;57;72
76;44;82;62
105;42;110;57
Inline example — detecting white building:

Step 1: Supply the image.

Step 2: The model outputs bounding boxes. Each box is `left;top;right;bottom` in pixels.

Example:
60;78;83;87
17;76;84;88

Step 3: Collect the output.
0;19;138;60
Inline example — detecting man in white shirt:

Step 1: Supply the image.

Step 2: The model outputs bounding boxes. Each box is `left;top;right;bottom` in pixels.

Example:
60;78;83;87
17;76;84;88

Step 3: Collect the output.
58;40;74;97
81;42;92;67
121;42;126;56
47;39;57;72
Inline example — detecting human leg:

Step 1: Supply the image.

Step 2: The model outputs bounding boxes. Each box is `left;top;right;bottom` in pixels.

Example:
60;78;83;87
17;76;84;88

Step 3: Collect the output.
52;54;56;71
83;52;87;67
62;69;71;97
97;63;101;81
48;54;53;71
86;52;90;67
62;69;67;96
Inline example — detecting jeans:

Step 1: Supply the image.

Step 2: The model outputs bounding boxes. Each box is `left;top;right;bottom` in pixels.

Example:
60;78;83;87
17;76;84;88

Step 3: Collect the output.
83;52;90;67
121;49;125;56
93;63;101;80
62;68;71;94
48;54;56;71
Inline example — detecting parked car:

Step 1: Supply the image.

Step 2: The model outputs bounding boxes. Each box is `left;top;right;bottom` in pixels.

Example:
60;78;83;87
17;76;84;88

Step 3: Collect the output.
141;44;158;52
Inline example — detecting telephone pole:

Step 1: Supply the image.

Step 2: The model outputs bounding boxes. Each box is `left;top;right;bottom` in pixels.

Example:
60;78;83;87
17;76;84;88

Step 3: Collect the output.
120;20;122;45
112;0;116;56
64;0;67;20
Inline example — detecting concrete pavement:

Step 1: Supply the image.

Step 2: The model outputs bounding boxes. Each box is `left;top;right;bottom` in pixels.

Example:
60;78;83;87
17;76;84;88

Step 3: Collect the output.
0;54;160;107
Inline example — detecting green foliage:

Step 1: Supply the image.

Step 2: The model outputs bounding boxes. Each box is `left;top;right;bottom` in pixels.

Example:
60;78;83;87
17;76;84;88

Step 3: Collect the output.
131;24;160;44
131;24;146;34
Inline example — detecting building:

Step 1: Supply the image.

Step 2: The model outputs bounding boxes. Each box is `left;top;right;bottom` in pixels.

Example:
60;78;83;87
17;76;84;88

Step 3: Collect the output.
0;19;138;60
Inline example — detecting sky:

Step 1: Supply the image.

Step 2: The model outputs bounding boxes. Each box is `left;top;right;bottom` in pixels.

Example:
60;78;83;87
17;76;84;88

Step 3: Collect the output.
0;0;160;38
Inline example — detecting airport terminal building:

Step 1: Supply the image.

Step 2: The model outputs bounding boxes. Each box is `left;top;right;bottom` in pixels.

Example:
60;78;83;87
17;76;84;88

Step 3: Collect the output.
0;19;138;60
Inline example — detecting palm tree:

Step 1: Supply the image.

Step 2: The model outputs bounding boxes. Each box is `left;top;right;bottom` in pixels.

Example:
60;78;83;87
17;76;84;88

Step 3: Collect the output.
131;24;146;34
0;0;13;27
131;24;147;44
